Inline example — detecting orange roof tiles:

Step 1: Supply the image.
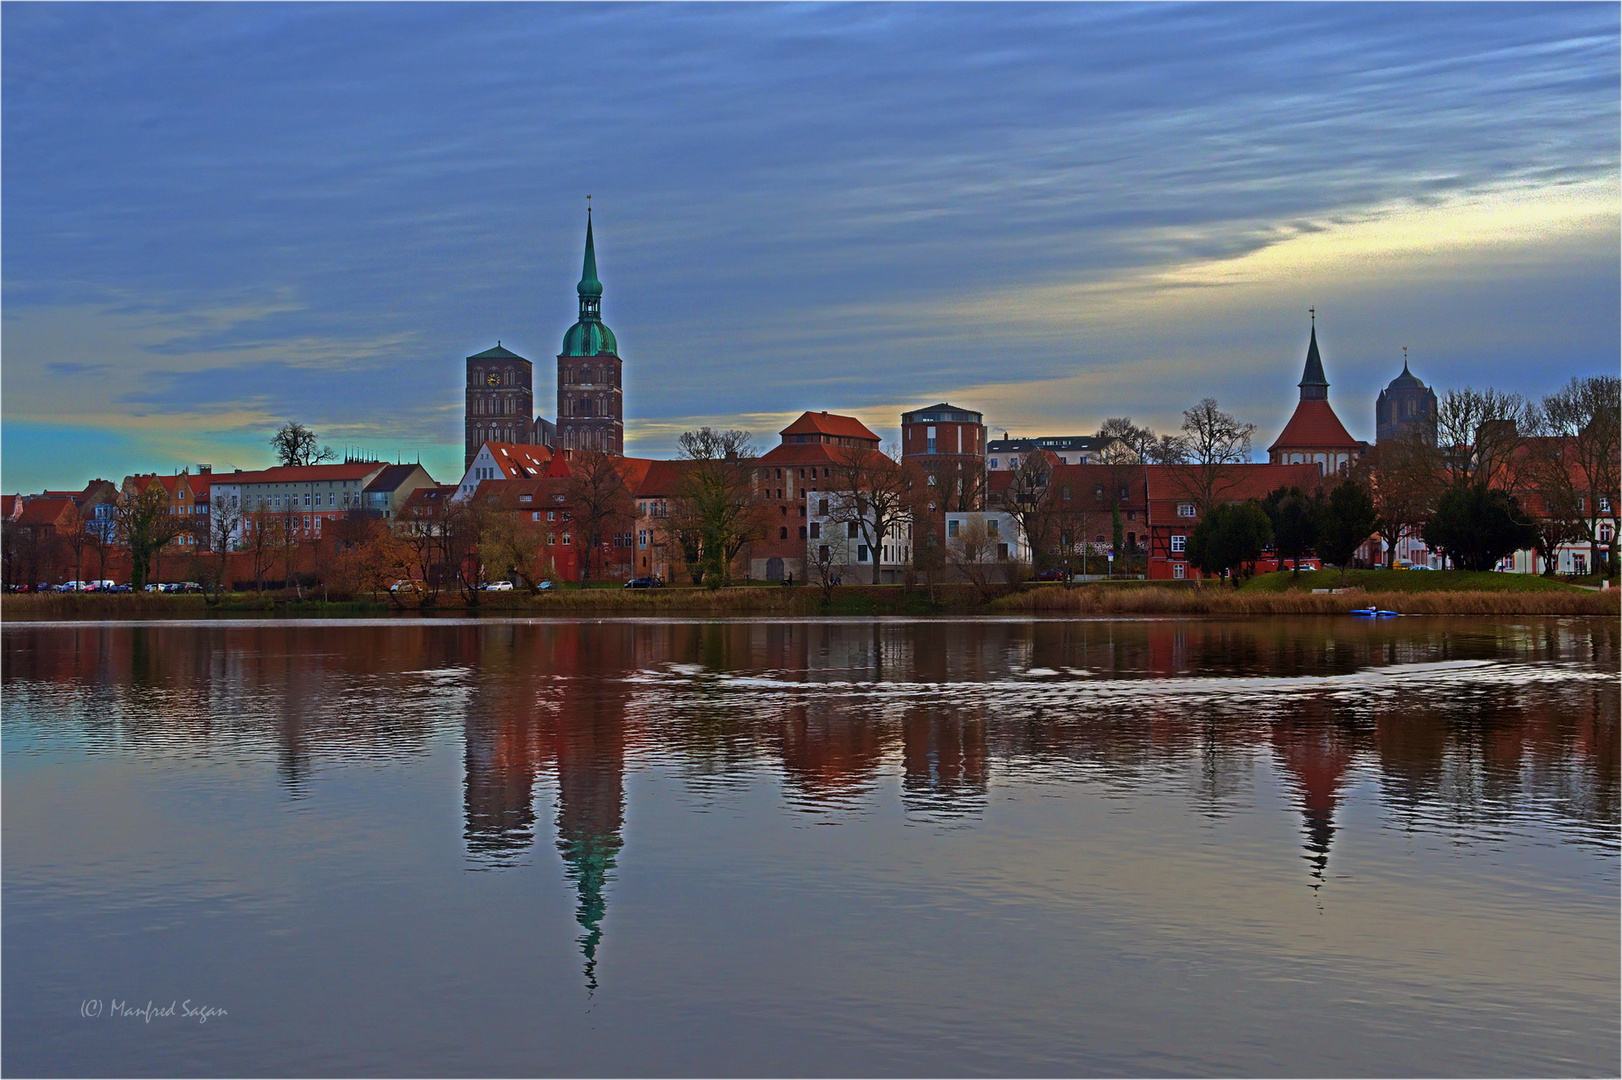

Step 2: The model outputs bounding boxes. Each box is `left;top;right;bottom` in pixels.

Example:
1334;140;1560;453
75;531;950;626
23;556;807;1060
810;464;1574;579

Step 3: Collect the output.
1268;400;1361;453
779;411;881;443
1145;463;1324;503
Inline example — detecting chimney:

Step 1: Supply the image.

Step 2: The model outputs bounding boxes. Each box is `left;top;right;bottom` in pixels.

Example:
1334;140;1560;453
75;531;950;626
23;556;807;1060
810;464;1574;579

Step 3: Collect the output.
197;464;212;474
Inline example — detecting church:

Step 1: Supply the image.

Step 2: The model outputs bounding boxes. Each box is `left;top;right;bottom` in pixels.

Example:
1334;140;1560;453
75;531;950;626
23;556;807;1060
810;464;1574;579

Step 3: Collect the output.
1267;314;1368;475
463;211;625;469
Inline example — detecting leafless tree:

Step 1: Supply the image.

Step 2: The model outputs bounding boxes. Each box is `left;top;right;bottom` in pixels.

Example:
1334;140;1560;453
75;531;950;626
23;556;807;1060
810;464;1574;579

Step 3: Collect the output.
1539;375;1621;576
997;453;1065;574
114;478;183;591
946;518;1001;600
1366;433;1439;568
674;428;767;586
566;449;637;586
1434;386;1533;489
270;421;337;467
826;443;913;586
1161;398;1256;513
1095;417;1156;461
58;502;91;586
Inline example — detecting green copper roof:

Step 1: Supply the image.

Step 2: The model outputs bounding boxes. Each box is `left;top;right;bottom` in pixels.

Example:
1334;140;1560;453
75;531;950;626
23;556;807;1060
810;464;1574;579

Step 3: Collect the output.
577;212;602;299
561;210;617;356
562;320;618;357
467;343;526;361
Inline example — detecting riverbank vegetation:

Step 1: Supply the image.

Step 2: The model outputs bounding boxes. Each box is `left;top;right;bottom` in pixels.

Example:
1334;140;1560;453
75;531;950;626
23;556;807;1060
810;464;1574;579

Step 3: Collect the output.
6;573;1615;620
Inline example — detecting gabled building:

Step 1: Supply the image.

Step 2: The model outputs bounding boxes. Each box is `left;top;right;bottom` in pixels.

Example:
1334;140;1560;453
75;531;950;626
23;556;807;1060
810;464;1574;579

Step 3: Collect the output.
457;441;565;501
1268;319;1367;475
209;461;394;545
361;463;439;523
987;435;1130;471
750;410;885;582
1146;462;1324;580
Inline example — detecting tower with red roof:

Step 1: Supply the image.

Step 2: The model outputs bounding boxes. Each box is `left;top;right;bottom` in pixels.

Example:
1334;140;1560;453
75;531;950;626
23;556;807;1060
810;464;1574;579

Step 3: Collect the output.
1267;314;1368;476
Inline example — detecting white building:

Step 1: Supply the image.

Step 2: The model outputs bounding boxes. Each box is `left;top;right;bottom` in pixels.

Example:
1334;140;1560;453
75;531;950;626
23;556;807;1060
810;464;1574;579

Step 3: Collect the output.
805;491;912;584
943;510;1032;575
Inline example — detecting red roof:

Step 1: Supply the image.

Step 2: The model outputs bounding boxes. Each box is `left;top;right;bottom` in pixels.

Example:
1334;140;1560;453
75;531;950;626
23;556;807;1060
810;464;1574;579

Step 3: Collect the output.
779;411;881;443
634;459;699;497
480;442;556;480
17;497;75;527
1145;463;1324;504
0;496;16;519
1269;400;1361;453
216;462;385;485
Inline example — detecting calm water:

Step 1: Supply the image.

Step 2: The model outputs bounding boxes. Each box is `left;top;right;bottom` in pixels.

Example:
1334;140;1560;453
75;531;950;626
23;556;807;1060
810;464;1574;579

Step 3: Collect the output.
3;616;1617;1077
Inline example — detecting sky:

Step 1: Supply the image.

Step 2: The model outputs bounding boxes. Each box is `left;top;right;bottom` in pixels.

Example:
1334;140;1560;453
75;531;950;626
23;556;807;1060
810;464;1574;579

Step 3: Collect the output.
3;2;1617;491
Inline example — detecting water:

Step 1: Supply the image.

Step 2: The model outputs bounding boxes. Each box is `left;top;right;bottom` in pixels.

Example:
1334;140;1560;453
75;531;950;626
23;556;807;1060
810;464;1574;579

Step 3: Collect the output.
3;616;1616;1077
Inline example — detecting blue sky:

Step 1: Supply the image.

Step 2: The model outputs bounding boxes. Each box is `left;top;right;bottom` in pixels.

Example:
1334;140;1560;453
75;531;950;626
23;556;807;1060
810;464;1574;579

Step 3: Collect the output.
4;2;1617;491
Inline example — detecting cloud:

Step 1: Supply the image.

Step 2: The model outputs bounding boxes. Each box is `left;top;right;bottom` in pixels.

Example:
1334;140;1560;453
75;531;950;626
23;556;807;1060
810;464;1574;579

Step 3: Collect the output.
2;4;1616;491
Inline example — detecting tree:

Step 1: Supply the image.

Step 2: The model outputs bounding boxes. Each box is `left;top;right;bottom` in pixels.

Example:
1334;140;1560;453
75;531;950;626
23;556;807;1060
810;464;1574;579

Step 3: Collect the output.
998;453;1063;574
1367;432;1440;568
1434;387;1532;489
946;517;1002;599
242;501;277;591
481;504;545;592
566;450;636;586
1095;417;1157;461
1185;501;1272;585
1163;398;1257;513
1539;375;1621;576
826;444;913;586
1423;484;1539;573
114;479;183;591
673;428;767;587
1262;486;1317;577
1316;479;1378;586
58;502;91;586
270;421;337;467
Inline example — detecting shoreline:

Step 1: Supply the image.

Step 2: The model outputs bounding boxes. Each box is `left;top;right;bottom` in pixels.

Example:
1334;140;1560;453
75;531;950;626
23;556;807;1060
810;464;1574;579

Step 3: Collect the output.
5;580;1616;621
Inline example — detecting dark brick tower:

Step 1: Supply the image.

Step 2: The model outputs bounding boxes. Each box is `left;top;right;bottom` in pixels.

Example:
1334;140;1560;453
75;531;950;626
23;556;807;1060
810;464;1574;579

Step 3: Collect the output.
465;343;534;469
557;210;624;456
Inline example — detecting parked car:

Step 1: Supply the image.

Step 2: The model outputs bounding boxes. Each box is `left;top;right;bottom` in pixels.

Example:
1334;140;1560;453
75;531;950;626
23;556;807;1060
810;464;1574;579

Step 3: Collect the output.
536;581;554;591
1034;568;1068;582
624;577;664;589
389;579;421;593
483;580;514;591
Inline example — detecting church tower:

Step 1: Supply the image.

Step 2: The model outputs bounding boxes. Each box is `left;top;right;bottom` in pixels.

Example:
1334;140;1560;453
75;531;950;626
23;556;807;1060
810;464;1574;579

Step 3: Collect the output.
557;210;624;456
1375;350;1438;445
464;343;534;469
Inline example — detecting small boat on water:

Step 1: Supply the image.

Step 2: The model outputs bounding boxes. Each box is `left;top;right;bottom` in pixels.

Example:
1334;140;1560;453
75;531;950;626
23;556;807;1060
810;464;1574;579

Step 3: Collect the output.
1350;607;1400;617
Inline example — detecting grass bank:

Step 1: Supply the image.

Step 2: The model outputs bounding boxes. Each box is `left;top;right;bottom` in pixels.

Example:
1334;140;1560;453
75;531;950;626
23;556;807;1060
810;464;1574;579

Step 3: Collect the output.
1240;568;1594;594
6;577;1617;620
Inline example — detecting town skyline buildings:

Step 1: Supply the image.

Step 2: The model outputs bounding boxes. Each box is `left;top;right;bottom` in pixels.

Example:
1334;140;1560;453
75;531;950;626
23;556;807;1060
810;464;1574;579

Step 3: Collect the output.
4;4;1618;495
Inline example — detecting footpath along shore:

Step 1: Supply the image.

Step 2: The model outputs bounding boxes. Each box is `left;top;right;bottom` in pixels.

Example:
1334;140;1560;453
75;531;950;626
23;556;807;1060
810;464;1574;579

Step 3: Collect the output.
4;571;1616;619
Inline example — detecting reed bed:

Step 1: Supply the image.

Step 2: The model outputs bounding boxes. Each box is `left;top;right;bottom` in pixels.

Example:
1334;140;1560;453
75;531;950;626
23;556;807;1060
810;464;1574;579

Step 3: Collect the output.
997;584;1620;616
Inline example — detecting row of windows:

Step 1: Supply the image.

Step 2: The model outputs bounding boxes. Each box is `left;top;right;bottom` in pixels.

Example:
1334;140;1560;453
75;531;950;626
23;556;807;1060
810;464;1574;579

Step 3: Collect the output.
562;366;619;386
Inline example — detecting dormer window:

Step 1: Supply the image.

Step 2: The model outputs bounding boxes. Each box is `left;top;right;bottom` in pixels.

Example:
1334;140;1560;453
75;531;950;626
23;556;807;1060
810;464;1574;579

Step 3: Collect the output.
1177;503;1196;518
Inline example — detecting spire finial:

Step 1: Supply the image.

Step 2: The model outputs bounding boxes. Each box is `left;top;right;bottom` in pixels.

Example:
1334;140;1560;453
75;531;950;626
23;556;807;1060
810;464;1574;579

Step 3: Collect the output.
1401;345;1408;372
1309;306;1315;330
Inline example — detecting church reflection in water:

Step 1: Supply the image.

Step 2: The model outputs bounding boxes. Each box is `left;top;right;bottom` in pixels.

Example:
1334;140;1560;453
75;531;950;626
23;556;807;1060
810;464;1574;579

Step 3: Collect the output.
5;617;1615;989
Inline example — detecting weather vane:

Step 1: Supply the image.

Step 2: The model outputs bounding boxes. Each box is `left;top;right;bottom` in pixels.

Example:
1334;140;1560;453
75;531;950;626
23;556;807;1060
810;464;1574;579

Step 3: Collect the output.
1308;306;1315;328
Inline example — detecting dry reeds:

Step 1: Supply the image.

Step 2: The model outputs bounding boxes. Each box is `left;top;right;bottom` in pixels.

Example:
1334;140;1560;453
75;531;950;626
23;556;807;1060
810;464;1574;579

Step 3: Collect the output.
995;585;1621;617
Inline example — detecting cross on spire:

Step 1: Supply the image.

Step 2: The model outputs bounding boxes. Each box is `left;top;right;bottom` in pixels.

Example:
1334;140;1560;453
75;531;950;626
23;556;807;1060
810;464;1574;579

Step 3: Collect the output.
1309;306;1315;329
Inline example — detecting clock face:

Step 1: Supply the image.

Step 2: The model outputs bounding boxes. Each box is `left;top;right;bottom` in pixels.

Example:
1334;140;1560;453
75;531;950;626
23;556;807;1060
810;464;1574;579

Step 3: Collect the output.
485;372;501;387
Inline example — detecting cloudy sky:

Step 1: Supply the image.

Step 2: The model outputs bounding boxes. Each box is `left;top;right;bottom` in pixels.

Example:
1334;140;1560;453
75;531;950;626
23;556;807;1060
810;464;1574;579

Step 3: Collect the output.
3;2;1617;491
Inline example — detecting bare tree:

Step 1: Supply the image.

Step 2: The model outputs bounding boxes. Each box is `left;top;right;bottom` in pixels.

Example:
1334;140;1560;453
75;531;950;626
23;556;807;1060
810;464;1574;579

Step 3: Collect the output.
674;428;767;586
1539;375;1621;576
1434;386;1533;489
946;518;1001;600
270;421;337;467
1096;418;1156;461
242;502;276;591
826;444;913;586
566;450;636;586
997;453;1065;574
114;478;183;591
1160;399;1257;514
58;502;91;586
1366;433;1439;568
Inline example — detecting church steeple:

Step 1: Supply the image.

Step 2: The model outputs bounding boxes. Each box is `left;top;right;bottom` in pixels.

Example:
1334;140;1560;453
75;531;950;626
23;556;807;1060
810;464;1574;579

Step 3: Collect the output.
1298;309;1328;402
577;208;603;320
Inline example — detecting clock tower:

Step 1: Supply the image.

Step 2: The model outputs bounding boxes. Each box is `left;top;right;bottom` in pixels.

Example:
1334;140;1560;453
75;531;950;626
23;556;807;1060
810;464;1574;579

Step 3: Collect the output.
464;342;534;469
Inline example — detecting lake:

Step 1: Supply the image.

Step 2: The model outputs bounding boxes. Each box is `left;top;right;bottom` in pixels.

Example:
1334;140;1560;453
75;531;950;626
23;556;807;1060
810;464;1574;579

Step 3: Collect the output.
3;616;1617;1077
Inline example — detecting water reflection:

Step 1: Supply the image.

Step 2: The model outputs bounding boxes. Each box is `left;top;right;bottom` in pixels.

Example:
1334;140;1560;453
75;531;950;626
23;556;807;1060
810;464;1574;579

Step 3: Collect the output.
5;616;1617;993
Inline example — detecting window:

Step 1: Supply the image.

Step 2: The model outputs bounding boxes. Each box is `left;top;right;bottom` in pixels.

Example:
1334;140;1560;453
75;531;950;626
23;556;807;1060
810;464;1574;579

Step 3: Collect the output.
809;522;821;539
989;458;999;469
548;534;557;546
948;520;959;537
775;469;782;479
779;527;788;540
818;498;829;515
1009;457;1018;469
819;545;831;561
798;526;807;540
822;467;830;478
1173;563;1186;579
562;533;571;545
1602;497;1613;514
987;519;999;536
998;543;1009;560
1177;503;1196;518
781;505;788;516
532;512;541;522
847;522;859;539
1058;456;1067;465
520;494;532;503
1171;534;1186;553
858;544;869;562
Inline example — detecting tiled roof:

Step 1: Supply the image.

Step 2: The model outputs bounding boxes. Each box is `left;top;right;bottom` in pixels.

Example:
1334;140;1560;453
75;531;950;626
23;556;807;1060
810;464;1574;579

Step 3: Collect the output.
1145;463;1324;503
779;411;881;442
481;443;555;479
1268;400;1361;453
0;495;16;519
363;463;427;493
17;497;75;527
634;459;699;497
216;462;385;485
756;442;892;469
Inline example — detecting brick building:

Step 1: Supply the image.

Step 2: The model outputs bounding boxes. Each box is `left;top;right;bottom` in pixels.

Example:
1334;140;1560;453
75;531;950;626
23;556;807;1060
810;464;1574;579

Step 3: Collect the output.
556;211;624;456
1145;462;1323;580
1267;318;1367;475
749;411;883;582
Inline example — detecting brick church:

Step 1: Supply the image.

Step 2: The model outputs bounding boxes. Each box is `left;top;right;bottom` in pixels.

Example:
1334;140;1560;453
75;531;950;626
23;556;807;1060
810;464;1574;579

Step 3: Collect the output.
464;211;625;469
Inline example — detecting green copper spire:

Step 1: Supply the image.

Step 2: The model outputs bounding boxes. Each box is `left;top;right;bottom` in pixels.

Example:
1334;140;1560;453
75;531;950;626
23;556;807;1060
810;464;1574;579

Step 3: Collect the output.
578;209;602;301
562;208;618;356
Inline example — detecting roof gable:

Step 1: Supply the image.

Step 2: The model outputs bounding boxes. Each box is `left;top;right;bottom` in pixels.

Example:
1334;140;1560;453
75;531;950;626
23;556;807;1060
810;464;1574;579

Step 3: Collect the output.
779;411;881;443
1268;399;1361;452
